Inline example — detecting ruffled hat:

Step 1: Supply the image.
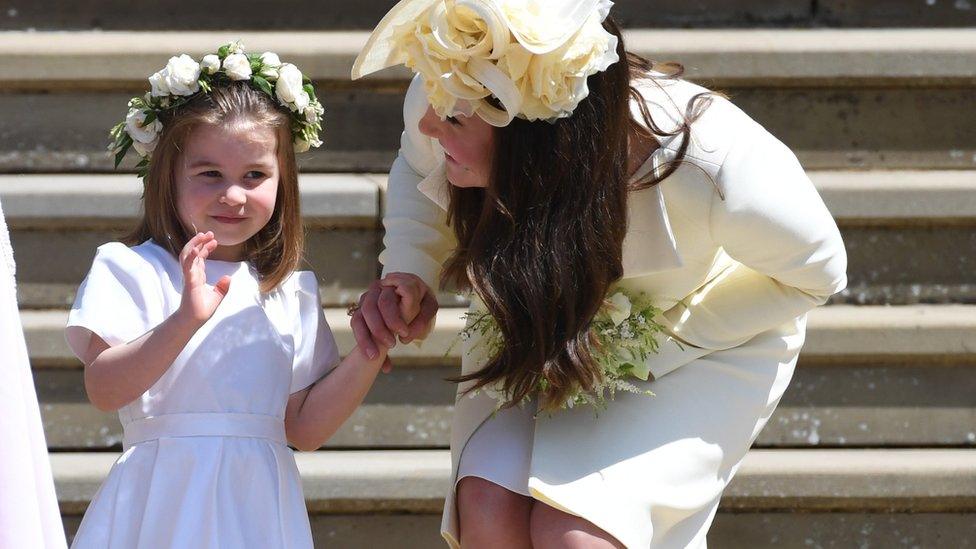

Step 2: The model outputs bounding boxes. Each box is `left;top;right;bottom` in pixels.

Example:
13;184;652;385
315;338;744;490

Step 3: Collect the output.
352;0;620;126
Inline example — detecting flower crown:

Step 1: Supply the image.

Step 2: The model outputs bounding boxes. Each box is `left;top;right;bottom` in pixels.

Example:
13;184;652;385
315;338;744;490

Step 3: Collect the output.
352;0;619;127
109;41;324;180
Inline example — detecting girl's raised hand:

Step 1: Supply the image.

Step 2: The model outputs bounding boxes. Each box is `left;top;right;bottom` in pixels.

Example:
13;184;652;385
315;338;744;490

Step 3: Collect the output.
178;232;231;325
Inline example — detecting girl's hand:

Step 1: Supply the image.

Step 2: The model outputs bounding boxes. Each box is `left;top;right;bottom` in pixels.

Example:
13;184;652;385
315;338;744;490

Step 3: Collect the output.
350;272;438;372
177;231;231;325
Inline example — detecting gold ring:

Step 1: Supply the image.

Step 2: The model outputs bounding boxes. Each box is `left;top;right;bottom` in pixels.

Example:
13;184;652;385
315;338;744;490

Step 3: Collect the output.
346;303;360;317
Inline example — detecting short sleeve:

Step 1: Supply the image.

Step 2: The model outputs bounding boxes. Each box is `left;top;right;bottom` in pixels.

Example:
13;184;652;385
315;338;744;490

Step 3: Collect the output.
289;272;341;394
65;242;165;362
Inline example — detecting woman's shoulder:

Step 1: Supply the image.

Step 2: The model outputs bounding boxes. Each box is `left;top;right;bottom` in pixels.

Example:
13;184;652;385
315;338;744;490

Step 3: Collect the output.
632;74;763;171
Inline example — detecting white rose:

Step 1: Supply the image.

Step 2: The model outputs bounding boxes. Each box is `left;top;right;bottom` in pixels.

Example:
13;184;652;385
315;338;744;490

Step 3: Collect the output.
200;54;221;75
161;54;201;96
124;108;162;145
259;52;282;79
148;70;170;97
606;292;632;327
227;40;245;54
275;63;305;106
260;52;281;67
303;102;324;125
222;53;252;81
132;138;158;157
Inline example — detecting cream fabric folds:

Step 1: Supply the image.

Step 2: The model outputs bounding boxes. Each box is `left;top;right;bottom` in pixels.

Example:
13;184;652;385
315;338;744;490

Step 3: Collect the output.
0;200;67;548
352;0;619;126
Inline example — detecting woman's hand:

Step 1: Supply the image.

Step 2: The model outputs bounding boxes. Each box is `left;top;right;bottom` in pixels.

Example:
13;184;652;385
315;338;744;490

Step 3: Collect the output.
177;231;231;325
350;272;438;372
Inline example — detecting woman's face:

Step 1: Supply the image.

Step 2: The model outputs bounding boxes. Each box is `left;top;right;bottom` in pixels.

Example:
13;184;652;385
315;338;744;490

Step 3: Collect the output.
418;106;494;188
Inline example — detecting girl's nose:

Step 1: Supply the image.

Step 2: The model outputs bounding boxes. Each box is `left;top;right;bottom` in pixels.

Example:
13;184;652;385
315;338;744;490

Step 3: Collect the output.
221;184;246;207
417;106;445;139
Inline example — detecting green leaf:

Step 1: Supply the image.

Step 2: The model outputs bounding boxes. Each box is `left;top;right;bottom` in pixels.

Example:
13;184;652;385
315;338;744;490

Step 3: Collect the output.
198;79;211;93
114;145;129;169
302;75;311;84
249;59;262;72
251;75;274;97
218;45;230;58
143;110;157;125
303;83;317;102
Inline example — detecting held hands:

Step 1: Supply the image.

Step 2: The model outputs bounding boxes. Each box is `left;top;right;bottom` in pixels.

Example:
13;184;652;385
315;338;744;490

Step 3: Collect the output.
177;232;232;326
350;272;438;372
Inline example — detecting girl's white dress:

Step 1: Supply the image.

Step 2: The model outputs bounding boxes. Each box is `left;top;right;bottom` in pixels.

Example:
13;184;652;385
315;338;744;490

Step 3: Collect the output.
65;240;339;549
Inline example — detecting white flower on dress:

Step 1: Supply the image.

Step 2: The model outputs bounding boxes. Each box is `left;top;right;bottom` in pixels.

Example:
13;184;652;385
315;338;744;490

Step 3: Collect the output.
606;292;632;326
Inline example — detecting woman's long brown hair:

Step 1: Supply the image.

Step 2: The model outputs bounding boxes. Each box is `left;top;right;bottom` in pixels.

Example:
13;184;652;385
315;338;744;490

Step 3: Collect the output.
441;18;714;410
124;81;304;293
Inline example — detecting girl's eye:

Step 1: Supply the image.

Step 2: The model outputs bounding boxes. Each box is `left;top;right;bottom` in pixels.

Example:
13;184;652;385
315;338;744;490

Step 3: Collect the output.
447;116;461;126
201;171;221;178
246;171;266;179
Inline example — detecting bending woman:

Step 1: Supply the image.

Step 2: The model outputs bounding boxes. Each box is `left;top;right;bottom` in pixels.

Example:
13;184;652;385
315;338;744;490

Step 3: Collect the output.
350;1;848;547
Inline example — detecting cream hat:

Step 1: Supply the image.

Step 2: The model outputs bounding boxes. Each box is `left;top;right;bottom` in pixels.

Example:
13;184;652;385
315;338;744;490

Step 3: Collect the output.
352;0;620;126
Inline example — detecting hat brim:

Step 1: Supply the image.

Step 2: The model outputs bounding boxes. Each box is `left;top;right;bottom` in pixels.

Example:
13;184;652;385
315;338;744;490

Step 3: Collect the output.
352;0;440;79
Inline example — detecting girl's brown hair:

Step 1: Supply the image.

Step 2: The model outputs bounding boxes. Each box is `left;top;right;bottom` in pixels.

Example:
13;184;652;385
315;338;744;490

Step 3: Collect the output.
124;80;304;293
441;18;714;410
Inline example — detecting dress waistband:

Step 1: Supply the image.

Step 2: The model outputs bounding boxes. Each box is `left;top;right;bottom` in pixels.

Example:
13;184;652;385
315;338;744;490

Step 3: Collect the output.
123;412;287;450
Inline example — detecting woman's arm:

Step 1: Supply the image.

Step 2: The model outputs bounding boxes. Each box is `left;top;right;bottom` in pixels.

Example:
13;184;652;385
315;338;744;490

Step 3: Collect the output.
351;75;453;358
658;116;848;354
83;233;231;411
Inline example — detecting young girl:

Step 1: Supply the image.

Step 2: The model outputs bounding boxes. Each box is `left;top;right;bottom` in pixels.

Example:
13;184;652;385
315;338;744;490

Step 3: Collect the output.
65;44;396;548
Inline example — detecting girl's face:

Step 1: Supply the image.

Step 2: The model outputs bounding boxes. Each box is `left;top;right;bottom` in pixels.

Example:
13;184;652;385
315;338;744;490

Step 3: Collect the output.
418;106;494;188
175;123;280;261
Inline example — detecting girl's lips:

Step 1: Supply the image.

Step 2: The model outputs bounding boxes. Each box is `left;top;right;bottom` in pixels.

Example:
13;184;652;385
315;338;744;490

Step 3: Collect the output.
211;215;247;225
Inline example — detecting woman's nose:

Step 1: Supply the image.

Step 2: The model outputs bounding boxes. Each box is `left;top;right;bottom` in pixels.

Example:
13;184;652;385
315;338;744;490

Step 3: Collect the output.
417;106;444;139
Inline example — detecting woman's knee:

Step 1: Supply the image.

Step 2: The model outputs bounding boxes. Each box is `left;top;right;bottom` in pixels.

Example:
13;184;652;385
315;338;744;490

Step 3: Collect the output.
529;502;625;549
457;477;532;547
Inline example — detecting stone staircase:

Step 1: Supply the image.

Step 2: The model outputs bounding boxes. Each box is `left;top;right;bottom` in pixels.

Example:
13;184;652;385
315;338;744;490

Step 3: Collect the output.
3;1;975;546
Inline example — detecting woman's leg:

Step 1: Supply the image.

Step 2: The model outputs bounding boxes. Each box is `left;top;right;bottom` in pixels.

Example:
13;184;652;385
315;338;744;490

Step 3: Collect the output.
457;476;534;548
529;501;626;549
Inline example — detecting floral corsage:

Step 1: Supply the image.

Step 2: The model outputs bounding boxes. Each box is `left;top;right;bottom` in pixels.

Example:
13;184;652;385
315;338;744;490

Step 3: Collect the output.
459;289;669;411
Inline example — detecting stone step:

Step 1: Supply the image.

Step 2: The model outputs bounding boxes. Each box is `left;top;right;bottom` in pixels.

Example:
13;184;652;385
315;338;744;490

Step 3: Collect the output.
27;305;976;449
4;171;975;307
7;1;976;31
54;449;976;546
0;30;973;172
4;30;972;87
4;171;974;228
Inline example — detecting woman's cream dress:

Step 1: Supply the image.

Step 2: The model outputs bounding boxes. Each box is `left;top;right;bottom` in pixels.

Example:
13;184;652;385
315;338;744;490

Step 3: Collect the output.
381;74;848;548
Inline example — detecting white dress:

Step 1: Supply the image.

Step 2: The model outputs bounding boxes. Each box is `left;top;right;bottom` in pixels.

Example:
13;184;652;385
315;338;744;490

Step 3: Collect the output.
65;240;340;549
0;199;67;548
